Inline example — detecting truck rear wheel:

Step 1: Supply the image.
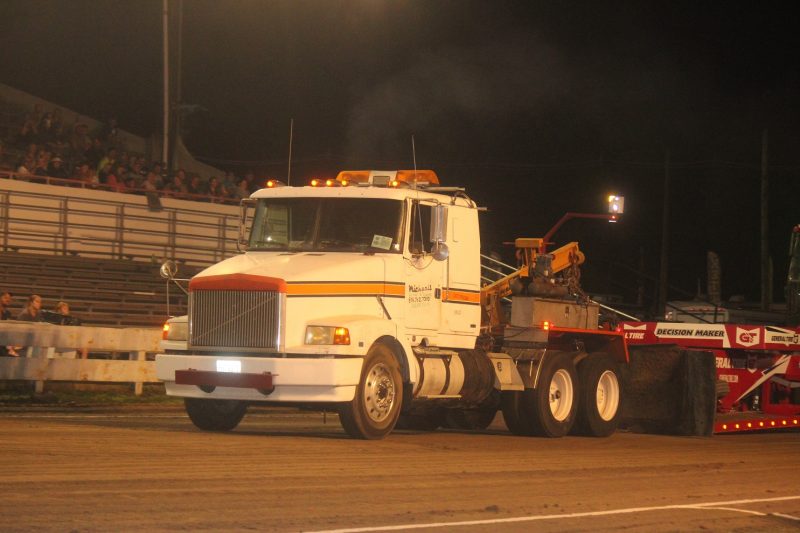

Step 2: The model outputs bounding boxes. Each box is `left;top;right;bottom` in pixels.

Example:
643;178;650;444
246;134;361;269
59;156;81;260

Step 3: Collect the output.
529;352;578;437
573;355;621;437
502;352;578;437
184;398;248;431
339;343;403;439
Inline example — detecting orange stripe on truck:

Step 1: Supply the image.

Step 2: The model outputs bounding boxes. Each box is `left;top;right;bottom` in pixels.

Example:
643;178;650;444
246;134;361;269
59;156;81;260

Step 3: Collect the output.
442;289;481;304
287;282;405;297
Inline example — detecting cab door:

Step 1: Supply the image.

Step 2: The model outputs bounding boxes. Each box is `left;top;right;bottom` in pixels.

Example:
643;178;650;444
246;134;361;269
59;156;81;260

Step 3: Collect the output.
403;200;444;334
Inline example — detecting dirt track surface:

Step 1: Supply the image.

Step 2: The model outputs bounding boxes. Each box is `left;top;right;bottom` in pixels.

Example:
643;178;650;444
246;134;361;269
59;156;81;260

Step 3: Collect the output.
1;405;798;532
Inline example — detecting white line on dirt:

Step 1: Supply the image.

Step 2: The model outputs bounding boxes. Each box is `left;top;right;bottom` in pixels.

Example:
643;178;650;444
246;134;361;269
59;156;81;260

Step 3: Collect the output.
309;495;800;533
772;512;800;521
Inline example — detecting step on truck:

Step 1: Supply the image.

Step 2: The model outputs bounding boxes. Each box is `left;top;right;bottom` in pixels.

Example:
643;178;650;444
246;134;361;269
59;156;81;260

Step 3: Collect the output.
156;170;710;439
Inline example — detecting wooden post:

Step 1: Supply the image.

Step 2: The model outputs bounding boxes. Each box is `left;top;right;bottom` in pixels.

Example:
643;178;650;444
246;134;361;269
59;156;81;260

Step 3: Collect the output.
133;350;147;395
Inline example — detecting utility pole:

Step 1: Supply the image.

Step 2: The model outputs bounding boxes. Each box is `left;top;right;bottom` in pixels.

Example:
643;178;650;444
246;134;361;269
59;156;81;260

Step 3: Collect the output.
162;0;170;166
657;148;670;318
761;128;770;310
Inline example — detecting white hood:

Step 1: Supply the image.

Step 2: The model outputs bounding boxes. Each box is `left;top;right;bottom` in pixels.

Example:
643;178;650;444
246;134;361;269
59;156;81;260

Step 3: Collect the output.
194;252;387;283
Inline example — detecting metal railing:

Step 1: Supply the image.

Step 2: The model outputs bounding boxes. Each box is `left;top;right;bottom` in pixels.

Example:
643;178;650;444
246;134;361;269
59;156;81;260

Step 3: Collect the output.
1;172;242;266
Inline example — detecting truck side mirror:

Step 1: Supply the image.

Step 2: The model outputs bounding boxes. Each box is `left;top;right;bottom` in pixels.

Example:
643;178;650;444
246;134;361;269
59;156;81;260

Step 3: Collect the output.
430;204;449;261
238;198;256;252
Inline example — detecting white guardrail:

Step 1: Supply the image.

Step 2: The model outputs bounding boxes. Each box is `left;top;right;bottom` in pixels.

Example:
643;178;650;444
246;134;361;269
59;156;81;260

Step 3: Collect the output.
0;322;162;394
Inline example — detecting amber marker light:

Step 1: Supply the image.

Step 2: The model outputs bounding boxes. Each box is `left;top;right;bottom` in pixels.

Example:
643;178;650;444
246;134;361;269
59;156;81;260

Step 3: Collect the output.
162;322;170;340
333;327;351;345
310;178;320;187
542;320;551;331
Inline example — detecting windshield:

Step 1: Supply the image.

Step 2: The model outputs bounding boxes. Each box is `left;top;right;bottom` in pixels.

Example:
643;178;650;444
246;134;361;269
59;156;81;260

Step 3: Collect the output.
248;197;404;253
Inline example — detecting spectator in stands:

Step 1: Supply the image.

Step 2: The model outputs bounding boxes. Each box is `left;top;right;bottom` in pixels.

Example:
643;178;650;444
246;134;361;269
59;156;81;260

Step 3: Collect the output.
104;163;126;192
47;156;68;179
51;109;64;137
164;169;188;198
1;290;12;321
244;171;258;194
206;176;223;201
187;174;206;196
231;178;251;200
73;162;99;188
70;123;90;158
52;301;86;358
1;291;18;357
127;159;145;187
85;138;105;167
96;117;119;148
16;154;34;175
17;294;43;322
142;171;160;194
53;301;82;326
37;111;56;144
33;152;50;177
97;147;118;175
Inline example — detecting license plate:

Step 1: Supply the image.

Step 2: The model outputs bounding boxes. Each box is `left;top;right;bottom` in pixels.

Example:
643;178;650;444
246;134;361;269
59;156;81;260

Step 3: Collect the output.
216;360;242;373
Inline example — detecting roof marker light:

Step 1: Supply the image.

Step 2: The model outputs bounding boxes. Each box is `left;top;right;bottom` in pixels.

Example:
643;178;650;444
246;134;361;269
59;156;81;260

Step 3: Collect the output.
265;179;285;188
310;178;320;187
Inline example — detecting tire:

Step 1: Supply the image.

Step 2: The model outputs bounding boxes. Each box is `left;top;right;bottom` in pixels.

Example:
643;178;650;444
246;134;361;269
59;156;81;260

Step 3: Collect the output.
502;352;578;437
501;389;535;436
339;343;403;439
573;355;622;437
527;352;579;437
184;398;248;431
444;407;497;431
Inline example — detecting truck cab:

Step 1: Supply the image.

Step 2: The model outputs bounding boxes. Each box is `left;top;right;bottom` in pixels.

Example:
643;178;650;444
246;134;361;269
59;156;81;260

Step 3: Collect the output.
157;170;483;438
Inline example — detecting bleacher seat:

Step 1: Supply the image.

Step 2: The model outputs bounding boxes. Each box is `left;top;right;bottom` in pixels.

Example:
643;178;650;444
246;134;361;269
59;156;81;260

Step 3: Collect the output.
0;252;202;327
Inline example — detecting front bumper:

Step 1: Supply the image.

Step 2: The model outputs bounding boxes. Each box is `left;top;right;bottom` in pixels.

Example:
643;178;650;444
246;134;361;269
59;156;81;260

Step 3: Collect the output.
156;353;363;403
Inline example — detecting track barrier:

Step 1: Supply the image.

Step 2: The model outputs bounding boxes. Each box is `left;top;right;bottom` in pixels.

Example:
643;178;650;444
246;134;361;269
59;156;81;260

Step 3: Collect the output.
0;321;161;395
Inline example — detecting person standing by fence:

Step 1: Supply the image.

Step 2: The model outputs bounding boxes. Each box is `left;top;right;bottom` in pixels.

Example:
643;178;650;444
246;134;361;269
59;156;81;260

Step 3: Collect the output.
1;290;19;356
17;294;43;322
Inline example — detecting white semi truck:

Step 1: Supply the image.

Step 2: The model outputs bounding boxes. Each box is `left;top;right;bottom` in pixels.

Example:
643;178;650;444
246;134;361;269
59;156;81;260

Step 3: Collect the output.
156;170;702;439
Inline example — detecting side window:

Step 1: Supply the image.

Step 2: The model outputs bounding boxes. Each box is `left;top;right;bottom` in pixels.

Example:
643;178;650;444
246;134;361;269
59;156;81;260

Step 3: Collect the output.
409;201;433;254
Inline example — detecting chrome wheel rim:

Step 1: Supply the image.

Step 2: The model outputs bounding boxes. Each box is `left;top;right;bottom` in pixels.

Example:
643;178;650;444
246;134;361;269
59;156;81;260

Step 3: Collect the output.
364;362;396;423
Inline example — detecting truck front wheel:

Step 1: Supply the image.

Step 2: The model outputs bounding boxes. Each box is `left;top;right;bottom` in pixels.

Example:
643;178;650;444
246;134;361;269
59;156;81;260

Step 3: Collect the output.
184;398;248;431
338;343;403;439
573;355;621;437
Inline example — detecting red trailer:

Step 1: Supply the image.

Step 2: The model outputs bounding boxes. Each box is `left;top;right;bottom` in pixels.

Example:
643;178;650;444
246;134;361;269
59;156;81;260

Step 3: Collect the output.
620;321;800;433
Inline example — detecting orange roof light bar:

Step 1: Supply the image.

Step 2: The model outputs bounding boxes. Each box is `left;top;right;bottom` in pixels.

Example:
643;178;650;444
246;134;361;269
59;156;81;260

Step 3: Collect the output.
334;170;440;186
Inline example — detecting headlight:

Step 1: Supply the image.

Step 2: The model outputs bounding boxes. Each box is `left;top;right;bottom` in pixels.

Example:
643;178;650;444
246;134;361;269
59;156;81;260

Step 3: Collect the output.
162;318;188;341
304;326;350;345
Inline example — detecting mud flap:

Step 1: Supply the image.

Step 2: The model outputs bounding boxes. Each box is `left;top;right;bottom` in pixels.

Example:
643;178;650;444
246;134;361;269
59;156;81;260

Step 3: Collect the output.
620;345;716;436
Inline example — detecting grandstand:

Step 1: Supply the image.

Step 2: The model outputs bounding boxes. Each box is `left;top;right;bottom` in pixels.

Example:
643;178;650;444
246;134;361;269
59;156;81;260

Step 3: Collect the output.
0;251;201;327
0;84;245;328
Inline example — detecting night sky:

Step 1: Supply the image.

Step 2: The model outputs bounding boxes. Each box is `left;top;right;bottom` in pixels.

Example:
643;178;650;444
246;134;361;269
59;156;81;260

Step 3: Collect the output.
1;1;798;312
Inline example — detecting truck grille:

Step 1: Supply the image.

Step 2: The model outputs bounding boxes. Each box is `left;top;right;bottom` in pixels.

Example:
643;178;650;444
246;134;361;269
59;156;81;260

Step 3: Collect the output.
189;290;282;350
